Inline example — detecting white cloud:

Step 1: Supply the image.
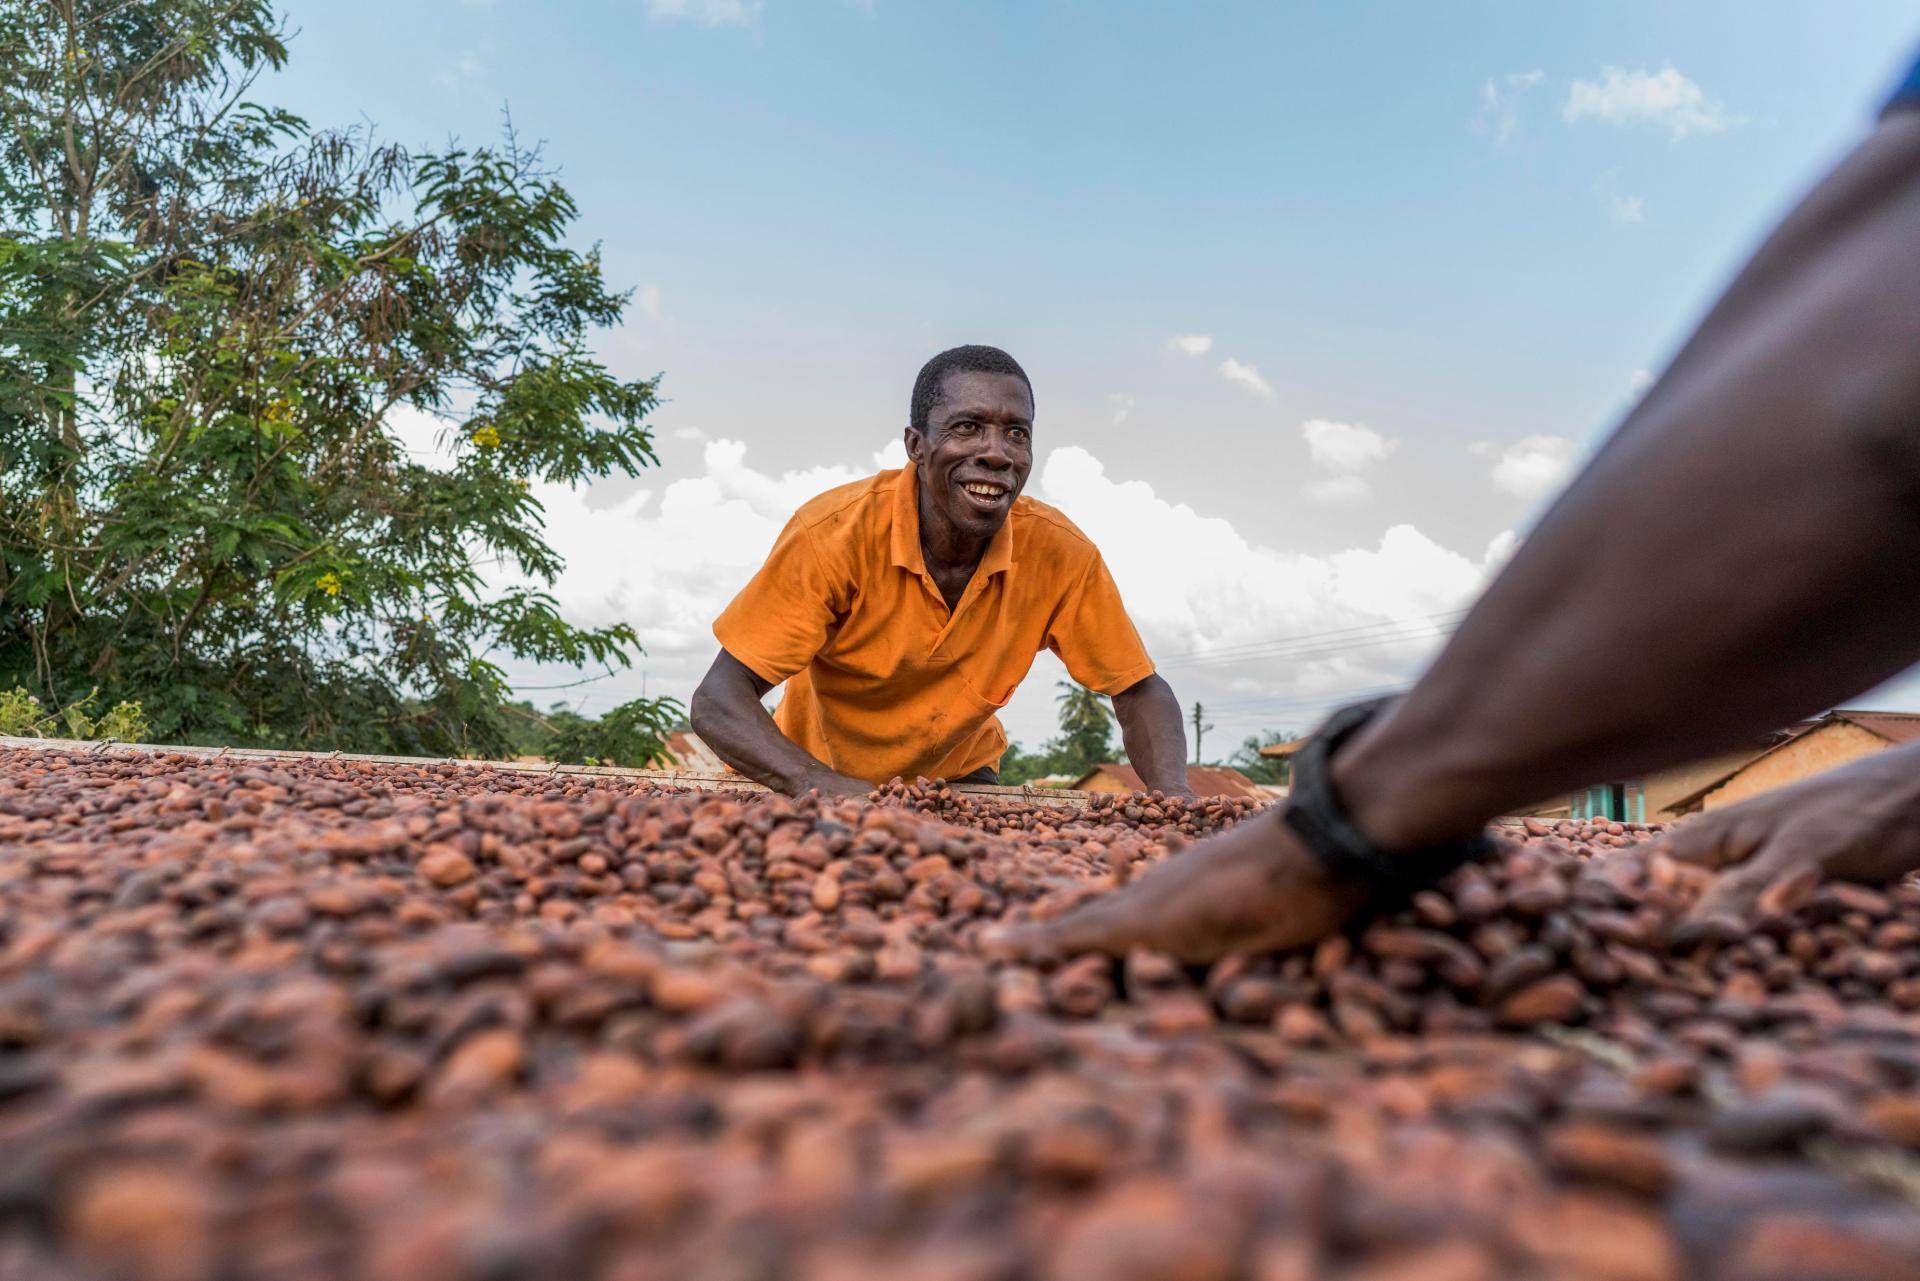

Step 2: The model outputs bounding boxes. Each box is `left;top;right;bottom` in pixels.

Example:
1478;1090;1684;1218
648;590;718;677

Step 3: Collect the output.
1563;66;1737;139
508;439;899;659
1482;434;1578;500
647;0;761;25
639;284;663;319
1302;418;1395;475
1216;357;1275;401
1476;69;1546;145
1483;529;1521;571
671;425;708;442
508;441;1505;720
1168;334;1214;357
1108;393;1136;425
1300;418;1397;502
1036;447;1494;707
1609;194;1646;224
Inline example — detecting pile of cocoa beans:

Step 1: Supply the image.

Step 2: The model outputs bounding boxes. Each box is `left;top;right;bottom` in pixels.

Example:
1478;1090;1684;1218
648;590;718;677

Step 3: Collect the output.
3;745;1919;1281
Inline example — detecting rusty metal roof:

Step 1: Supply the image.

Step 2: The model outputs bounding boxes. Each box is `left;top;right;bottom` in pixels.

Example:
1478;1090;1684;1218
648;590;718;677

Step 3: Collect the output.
663;731;732;774
1665;710;1917;814
1071;763;1270;800
1834;709;1920;745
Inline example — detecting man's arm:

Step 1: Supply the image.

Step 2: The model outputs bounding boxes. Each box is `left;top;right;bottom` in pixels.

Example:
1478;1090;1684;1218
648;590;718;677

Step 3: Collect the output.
1005;112;1920;963
1110;673;1192;796
690;651;870;799
1331;111;1920;854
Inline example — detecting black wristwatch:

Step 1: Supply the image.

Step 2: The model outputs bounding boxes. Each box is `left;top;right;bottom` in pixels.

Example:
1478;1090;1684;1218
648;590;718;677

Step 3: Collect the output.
1282;697;1493;895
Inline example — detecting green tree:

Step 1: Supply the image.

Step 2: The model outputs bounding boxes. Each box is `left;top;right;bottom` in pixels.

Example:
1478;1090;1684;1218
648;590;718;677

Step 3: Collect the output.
997;681;1117;785
0;1;673;760
502;697;686;770
1230;728;1297;785
995;740;1050;786
1050;679;1115;774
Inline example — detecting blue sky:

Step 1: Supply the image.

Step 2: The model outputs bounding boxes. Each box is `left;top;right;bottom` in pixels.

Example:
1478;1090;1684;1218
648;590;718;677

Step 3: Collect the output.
276;1;1920;750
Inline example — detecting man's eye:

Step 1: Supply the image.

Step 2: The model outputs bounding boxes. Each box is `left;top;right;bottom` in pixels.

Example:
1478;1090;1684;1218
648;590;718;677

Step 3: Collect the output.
1009;427;1030;442
953;422;977;434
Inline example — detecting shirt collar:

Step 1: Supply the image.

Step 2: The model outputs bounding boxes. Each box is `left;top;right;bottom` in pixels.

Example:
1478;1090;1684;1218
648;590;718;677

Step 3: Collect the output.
891;462;1017;580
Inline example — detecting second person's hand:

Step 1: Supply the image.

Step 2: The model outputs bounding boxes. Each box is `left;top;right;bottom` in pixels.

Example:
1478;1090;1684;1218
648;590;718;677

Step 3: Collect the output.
1667;743;1920;927
984;804;1370;965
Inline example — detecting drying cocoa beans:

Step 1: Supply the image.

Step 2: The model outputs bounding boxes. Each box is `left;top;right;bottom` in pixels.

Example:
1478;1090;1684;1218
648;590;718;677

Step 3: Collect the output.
2;745;1918;1281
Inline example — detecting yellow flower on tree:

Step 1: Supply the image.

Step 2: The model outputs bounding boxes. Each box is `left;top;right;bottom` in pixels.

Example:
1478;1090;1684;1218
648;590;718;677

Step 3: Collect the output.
471;425;502;449
315;572;342;597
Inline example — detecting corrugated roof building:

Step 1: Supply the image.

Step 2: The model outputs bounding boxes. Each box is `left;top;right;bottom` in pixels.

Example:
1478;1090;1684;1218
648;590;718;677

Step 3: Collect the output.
1668;709;1920;815
662;731;732;774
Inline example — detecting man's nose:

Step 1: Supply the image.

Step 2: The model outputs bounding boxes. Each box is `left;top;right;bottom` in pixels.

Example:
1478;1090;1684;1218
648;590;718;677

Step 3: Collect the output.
976;429;1015;468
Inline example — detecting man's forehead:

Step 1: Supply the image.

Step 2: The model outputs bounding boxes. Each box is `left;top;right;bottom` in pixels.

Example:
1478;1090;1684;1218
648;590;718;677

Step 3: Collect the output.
933;370;1033;423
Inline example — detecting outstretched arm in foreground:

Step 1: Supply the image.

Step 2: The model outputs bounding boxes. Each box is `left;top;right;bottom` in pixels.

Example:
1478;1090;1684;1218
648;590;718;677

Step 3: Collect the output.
1003;112;1920;964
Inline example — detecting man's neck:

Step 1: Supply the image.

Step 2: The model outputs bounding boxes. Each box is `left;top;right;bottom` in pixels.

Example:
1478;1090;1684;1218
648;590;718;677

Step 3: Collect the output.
916;486;990;577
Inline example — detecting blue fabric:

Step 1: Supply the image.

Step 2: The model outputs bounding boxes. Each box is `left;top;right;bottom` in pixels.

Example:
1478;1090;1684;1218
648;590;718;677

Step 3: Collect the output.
1887;46;1920;113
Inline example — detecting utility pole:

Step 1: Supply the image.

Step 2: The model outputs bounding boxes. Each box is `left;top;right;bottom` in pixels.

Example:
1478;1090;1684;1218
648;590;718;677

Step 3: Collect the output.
1190;702;1214;764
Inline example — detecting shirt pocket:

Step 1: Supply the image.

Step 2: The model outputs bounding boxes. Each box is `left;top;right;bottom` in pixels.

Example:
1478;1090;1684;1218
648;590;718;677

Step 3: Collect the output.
957;657;1031;710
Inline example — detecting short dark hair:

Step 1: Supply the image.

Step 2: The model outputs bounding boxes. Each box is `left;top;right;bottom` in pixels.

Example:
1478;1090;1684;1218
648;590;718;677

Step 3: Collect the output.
909;345;1034;434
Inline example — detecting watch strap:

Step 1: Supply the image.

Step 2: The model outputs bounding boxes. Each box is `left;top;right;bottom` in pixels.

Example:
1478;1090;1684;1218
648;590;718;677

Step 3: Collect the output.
1282;697;1493;895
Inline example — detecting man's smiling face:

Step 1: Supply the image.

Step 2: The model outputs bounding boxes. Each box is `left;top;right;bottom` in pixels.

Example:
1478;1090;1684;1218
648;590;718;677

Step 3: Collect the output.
907;369;1035;545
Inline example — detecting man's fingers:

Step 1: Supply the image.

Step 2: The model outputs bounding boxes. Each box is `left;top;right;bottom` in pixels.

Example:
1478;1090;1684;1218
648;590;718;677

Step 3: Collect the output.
982;897;1136;965
1664;815;1755;869
1678;846;1816;937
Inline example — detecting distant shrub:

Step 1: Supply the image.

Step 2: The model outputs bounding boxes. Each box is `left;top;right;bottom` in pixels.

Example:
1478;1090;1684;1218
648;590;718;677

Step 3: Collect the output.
0;686;150;743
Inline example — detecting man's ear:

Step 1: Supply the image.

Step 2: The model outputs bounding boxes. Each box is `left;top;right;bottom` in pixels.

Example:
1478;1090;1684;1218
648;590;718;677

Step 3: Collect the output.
903;426;925;466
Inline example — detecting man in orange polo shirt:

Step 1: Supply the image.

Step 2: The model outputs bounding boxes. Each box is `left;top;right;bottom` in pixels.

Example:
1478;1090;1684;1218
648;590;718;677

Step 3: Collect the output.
689;345;1193;798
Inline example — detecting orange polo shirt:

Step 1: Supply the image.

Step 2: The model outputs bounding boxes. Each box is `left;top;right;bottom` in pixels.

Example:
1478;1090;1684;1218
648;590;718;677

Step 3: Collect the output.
713;464;1156;785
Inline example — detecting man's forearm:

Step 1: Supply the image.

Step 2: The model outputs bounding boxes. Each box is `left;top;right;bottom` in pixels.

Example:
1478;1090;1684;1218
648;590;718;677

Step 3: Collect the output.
1113;673;1192;794
690;652;863;797
1333;116;1920;852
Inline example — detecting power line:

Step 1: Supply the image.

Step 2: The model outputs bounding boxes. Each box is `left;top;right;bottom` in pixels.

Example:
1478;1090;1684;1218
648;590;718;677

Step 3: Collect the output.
1157;617;1466;672
1199;683;1413;715
1154;609;1470;666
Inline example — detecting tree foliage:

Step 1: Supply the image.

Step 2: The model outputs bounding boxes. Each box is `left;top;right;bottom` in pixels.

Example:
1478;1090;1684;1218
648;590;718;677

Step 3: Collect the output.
0;684;149;741
503;698;687;770
0;1;674;761
998;681;1118;785
1230;728;1297;786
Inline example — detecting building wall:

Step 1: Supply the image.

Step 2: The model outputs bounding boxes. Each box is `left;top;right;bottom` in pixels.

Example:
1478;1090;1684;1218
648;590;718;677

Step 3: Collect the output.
1702;723;1889;810
1648;748;1767;819
1515;746;1770;822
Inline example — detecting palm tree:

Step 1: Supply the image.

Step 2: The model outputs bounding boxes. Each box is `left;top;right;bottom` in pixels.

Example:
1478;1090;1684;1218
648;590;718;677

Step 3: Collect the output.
1051;681;1115;774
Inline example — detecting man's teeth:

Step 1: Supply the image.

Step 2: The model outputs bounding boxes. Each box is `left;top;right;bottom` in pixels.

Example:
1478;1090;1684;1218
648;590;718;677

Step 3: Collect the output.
962;483;1007;498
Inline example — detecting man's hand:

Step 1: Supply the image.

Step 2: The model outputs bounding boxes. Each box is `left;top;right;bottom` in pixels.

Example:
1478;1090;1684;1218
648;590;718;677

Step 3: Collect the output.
692;651;874;798
1667;744;1920;925
986;805;1368;965
798;768;875;800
